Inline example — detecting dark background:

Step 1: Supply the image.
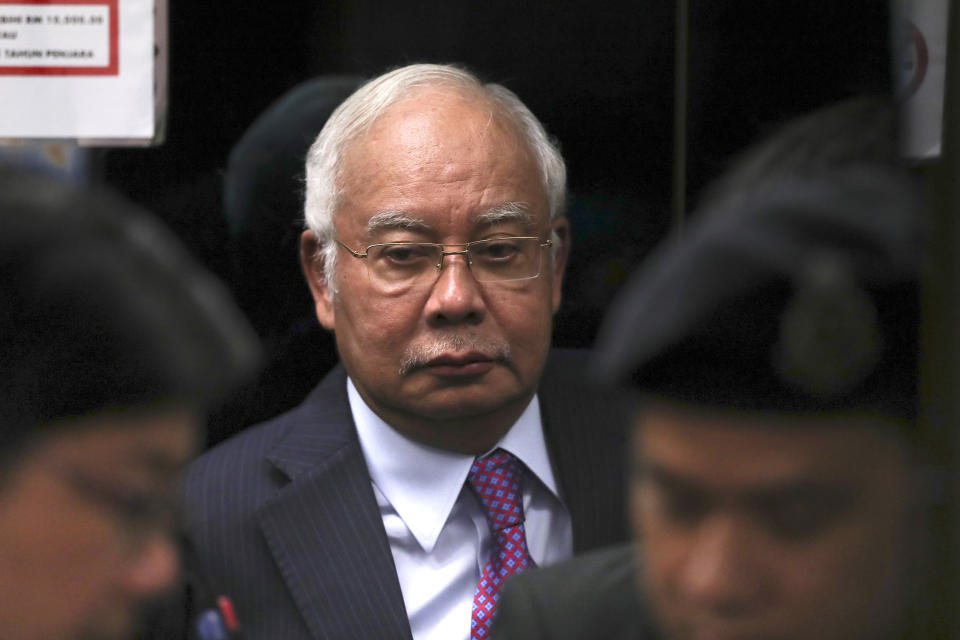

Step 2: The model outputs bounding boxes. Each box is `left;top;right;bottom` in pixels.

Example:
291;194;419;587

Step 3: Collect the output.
99;1;892;438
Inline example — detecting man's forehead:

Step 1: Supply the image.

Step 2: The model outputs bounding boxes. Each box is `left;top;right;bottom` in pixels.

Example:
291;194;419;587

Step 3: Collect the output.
369;85;502;130
639;458;854;504
38;410;197;474
632;398;910;437
631;403;911;488
341;86;529;171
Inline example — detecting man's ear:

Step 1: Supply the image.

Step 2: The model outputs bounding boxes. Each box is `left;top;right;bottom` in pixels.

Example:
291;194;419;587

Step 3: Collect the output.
300;230;336;330
549;218;571;314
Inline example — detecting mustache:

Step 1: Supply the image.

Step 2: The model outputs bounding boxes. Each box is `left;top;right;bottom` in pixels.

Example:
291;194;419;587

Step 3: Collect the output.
398;333;512;376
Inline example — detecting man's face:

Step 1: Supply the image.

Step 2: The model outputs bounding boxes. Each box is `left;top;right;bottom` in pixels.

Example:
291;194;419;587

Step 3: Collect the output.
0;409;196;640
631;402;914;640
302;88;568;452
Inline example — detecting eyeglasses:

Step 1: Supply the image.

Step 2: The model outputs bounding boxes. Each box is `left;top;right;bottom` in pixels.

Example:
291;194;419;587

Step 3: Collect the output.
56;465;179;549
335;236;553;290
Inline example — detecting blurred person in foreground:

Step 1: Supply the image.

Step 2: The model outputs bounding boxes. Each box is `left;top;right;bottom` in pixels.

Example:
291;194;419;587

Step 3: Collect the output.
178;63;629;640
0;168;258;640
492;97;929;640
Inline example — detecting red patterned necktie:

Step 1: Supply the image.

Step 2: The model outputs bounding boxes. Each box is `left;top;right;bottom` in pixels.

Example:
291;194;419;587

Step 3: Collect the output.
466;448;536;639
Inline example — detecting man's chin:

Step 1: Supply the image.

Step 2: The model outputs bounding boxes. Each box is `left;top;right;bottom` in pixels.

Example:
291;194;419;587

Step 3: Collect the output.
414;383;533;419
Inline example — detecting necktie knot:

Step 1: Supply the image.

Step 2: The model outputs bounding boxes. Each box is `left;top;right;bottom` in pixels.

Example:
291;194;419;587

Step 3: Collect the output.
467;448;525;531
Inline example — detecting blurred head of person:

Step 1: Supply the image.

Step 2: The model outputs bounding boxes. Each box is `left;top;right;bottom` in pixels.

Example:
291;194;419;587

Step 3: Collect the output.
0;168;258;640
593;97;926;640
209;75;362;442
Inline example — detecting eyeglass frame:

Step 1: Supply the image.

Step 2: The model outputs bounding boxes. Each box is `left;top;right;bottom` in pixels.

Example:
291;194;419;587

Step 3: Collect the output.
47;463;181;551
333;236;554;285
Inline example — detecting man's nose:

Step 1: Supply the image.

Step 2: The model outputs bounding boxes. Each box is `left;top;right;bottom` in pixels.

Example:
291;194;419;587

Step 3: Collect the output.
423;252;486;326
678;515;769;615
122;533;181;598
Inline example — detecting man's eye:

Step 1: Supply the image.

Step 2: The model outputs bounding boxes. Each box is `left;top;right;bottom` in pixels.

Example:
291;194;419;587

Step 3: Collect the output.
65;472;178;530
379;245;432;264
762;496;846;541
111;491;164;521
97;488;179;529
657;487;709;526
474;240;521;261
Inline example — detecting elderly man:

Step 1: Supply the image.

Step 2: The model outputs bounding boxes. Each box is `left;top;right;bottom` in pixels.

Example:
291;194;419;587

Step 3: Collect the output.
180;64;629;640
491;98;927;640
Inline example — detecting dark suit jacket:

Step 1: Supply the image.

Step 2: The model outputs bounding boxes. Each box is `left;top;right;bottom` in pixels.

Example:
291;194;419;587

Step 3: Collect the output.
491;544;657;640
178;349;629;639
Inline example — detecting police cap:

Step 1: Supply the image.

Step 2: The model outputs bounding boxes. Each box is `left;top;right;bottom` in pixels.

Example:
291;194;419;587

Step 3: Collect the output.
592;168;922;421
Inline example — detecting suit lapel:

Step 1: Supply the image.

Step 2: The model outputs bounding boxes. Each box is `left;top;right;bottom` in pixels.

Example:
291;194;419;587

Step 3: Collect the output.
257;368;413;640
249;350;627;638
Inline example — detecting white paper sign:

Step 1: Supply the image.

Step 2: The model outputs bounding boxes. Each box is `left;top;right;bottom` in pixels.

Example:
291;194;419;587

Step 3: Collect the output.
0;0;156;141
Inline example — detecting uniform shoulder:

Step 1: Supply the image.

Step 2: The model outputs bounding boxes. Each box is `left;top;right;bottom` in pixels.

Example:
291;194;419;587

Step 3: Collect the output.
494;545;649;640
509;544;635;595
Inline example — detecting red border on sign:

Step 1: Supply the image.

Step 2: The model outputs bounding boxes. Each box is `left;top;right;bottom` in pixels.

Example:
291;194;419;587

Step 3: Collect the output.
0;0;118;76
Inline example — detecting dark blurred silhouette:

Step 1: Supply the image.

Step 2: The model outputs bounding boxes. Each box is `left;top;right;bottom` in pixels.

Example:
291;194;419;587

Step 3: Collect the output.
207;76;363;446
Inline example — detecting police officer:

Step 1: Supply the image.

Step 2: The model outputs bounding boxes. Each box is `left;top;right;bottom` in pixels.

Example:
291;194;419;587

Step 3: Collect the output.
0;169;258;640
492;97;927;640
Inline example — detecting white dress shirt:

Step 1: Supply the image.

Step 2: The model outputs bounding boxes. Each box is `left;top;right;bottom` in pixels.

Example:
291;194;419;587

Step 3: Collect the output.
347;378;573;640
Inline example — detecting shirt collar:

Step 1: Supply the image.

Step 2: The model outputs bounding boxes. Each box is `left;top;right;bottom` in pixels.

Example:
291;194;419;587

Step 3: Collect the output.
347;377;561;553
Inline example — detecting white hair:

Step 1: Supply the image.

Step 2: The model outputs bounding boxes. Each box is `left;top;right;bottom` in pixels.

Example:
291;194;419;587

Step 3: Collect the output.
303;63;567;286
